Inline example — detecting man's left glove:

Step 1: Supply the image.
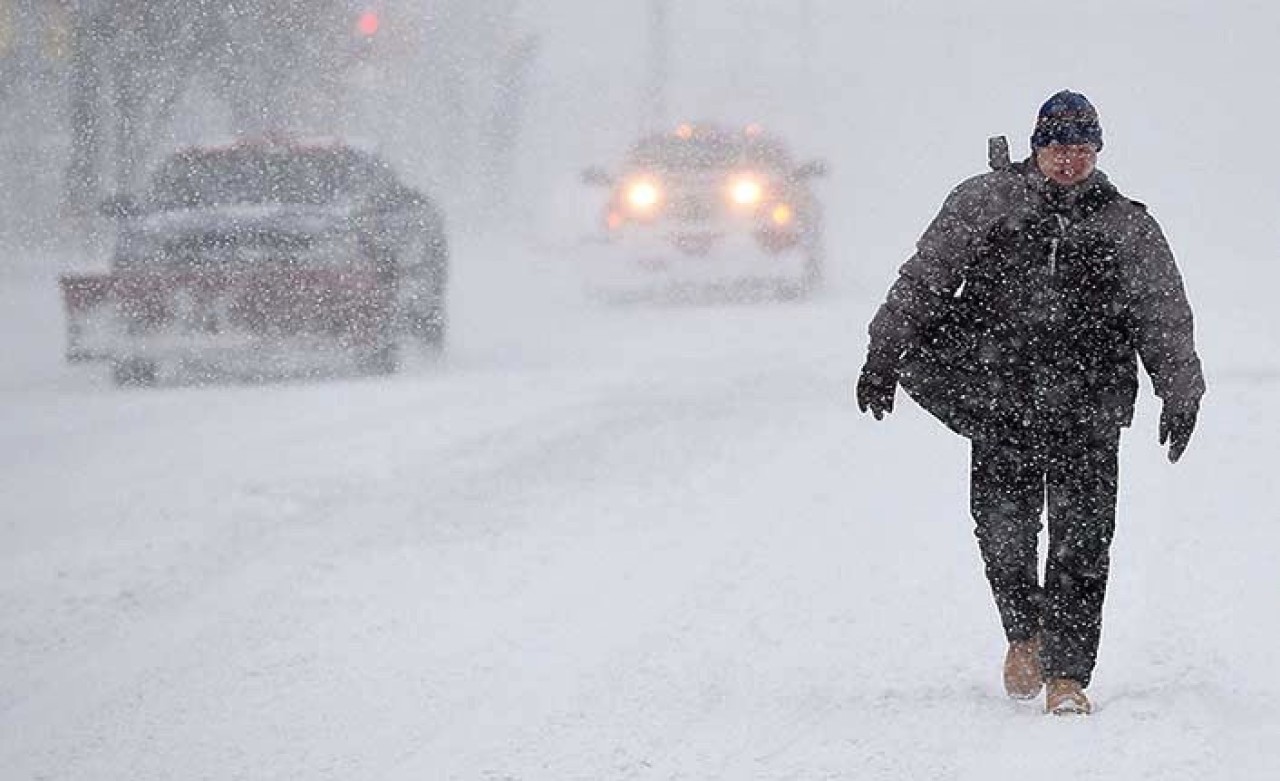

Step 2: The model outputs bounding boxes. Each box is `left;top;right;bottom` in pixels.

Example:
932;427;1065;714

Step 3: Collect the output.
856;354;899;420
1158;398;1199;463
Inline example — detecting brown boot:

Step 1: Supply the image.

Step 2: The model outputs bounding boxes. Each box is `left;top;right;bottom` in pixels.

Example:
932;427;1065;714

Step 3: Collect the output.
1003;635;1043;700
1045;678;1092;715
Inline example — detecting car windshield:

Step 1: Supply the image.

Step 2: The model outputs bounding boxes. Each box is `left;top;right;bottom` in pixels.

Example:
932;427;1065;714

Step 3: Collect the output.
147;148;372;209
627;133;792;172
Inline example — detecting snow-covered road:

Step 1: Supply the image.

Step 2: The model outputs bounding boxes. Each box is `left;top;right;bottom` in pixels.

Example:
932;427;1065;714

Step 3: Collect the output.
2;242;1277;780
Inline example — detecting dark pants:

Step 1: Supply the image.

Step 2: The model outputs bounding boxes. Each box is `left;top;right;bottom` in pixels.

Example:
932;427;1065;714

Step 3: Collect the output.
970;425;1120;687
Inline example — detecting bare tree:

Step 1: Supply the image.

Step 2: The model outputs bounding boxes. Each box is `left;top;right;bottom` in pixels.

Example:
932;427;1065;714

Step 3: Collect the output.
63;0;347;210
50;0;538;236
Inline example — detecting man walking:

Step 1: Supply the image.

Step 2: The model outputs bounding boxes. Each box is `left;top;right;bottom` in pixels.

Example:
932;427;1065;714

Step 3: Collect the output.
855;91;1204;715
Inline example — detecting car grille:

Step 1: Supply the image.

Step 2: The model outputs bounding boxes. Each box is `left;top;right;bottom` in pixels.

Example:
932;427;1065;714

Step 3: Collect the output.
160;232;315;267
669;195;715;223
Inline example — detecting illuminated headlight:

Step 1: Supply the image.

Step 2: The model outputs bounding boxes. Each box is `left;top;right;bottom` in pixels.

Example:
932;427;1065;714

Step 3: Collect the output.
729;176;764;206
625;180;662;211
770;203;794;226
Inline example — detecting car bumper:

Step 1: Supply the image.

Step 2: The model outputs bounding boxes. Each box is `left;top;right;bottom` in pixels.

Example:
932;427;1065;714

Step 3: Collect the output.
580;228;813;296
61;270;391;368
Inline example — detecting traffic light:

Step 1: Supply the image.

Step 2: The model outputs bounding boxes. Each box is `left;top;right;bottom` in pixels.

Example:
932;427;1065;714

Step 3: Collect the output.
351;7;380;59
355;9;380;39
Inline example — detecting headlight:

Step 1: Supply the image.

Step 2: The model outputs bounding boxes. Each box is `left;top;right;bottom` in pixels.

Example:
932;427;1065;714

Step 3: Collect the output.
729;176;764;206
770;203;794;226
625;180;662;211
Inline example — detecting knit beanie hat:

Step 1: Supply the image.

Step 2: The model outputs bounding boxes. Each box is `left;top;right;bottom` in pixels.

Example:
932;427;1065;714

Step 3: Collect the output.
1031;90;1103;151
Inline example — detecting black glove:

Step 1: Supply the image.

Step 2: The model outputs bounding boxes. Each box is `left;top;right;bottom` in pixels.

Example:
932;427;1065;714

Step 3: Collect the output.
856;356;899;420
1158;399;1199;463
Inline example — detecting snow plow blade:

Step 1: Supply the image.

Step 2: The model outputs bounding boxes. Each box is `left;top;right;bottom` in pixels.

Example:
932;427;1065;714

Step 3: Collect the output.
61;274;119;362
58;268;392;366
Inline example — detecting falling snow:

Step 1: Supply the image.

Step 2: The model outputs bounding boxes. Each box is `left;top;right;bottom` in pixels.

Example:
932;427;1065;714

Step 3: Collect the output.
1;2;1278;779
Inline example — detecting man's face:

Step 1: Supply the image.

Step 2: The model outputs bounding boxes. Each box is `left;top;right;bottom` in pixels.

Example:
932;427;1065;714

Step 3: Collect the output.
1035;143;1098;186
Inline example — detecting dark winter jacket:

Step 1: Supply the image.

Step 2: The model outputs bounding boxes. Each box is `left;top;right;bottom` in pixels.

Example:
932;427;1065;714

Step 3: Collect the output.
867;159;1205;438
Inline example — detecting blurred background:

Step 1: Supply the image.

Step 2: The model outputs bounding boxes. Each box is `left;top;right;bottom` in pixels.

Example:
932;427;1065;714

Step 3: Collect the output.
1;0;1276;347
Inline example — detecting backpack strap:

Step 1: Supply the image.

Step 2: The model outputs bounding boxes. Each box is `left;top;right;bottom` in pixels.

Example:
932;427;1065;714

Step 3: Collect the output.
988;136;1011;171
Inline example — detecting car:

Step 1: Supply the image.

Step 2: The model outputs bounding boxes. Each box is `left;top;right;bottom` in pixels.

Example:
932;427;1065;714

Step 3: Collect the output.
580;122;827;300
60;139;448;386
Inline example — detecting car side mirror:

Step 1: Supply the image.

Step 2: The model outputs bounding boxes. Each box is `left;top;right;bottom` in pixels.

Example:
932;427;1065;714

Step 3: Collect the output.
581;166;614;186
793;159;829;180
100;193;142;219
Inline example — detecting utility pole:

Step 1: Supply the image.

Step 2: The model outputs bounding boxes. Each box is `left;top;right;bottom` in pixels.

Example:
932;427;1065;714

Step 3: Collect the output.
800;0;813;82
642;0;668;133
799;0;815;113
64;0;108;213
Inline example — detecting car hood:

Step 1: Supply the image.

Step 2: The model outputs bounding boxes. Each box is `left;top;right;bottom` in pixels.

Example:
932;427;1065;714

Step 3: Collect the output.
629;167;778;186
127;203;361;243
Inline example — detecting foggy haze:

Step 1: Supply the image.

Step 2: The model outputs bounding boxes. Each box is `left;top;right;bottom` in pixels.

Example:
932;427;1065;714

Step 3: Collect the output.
5;2;1277;308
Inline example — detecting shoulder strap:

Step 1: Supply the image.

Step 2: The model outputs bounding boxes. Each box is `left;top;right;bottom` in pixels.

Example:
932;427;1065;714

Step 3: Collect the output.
988;136;1011;171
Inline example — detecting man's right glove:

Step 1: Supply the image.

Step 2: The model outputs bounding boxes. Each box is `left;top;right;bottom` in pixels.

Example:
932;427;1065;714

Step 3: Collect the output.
856;355;899;420
1158;398;1199;463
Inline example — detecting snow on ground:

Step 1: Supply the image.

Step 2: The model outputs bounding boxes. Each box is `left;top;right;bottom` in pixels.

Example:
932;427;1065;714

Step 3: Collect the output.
1;237;1277;780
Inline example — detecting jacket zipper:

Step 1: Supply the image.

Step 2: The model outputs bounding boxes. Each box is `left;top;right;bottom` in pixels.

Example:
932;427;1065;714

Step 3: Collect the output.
1048;214;1068;275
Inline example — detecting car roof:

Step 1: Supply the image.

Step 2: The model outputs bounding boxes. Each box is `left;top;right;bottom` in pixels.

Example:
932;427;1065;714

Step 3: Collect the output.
168;137;380;162
626;123;794;168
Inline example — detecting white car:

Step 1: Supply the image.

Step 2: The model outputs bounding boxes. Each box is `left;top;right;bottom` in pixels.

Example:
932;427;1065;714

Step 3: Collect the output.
581;123;827;300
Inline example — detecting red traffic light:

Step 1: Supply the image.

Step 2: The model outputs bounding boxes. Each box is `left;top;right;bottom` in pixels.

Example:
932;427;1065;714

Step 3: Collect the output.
355;10;380;37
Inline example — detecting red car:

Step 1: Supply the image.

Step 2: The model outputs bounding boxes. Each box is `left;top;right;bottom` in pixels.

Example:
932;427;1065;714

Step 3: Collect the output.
62;140;448;386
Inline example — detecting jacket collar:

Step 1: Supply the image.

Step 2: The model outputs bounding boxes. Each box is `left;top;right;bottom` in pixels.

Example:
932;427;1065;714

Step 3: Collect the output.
1016;158;1119;219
